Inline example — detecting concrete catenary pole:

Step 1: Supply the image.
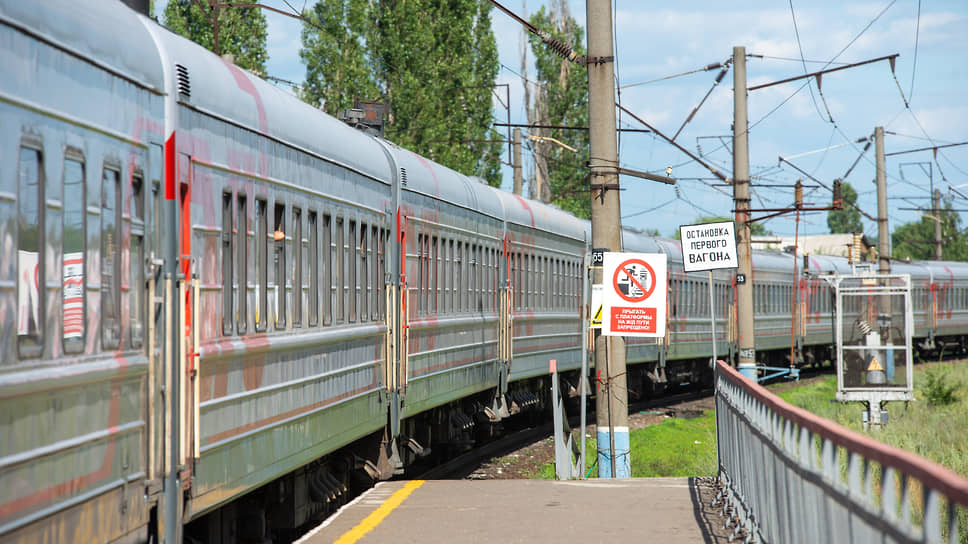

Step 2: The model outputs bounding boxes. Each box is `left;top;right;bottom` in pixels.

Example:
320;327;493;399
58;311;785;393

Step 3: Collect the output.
875;126;890;276
733;46;756;380
933;188;943;260
587;0;629;478
513;128;523;196
875;126;893;388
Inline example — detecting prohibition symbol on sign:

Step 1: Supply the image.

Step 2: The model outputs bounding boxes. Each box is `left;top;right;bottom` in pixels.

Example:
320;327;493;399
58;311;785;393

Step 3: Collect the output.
601;252;667;338
612;259;657;303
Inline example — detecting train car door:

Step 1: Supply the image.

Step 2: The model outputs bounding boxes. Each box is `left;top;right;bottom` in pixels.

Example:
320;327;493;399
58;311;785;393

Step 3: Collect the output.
146;144;167;494
498;235;513;393
386;209;408;438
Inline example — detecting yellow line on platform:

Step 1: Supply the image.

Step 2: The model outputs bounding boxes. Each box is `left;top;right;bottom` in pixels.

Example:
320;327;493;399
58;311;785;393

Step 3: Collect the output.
333;480;425;544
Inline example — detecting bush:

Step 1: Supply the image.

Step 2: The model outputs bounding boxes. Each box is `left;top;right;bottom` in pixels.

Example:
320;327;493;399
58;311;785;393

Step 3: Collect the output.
919;367;962;407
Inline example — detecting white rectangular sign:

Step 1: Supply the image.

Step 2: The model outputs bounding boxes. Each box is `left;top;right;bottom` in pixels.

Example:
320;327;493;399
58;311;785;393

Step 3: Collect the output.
602;252;667;338
589;284;603;329
679;221;738;272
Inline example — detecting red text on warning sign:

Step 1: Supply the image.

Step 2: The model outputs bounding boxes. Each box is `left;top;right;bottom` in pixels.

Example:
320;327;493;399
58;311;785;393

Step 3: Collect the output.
609;306;657;334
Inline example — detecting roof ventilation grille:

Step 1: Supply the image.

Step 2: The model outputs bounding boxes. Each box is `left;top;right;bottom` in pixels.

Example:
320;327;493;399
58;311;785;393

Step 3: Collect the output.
400;168;407;186
175;64;190;100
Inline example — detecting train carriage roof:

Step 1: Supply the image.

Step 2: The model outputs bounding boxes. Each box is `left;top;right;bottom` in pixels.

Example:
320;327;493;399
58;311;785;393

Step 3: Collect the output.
149;19;393;185
389;144;480;210
494;191;586;242
465;179;507;222
0;0;164;92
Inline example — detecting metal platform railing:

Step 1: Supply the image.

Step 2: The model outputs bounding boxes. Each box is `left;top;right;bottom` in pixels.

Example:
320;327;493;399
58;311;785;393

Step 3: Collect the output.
714;360;968;543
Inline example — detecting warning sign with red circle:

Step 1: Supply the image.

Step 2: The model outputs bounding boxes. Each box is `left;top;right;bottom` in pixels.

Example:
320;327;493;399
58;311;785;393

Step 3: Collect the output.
602;252;667;337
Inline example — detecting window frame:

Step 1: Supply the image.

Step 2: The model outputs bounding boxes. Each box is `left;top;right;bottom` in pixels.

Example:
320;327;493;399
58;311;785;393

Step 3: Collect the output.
62;151;86;354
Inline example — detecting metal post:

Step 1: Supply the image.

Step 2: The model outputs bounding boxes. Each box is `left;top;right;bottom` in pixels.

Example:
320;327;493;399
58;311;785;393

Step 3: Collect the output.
587;0;629;478
733;46;756;381
875;126;893;388
875;126;889;278
513;128;523;196
933;188;942;260
709;270;717;364
579;254;590;478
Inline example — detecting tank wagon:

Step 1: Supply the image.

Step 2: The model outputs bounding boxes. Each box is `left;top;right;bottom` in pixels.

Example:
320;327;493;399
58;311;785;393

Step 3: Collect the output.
3;1;968;542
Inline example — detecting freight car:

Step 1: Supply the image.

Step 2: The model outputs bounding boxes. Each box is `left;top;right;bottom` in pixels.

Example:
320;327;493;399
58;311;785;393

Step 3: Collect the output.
3;1;968;542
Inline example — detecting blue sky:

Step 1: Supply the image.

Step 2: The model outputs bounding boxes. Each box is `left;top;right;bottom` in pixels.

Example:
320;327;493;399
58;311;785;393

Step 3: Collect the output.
160;0;968;240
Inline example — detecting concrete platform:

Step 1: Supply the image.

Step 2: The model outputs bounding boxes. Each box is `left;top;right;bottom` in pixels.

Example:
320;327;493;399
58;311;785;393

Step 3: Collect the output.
298;477;727;543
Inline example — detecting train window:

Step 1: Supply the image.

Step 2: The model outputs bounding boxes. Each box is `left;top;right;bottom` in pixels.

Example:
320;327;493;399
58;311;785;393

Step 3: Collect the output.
62;155;85;354
255;199;267;331
322;213;332;325
484;245;489;311
544;256;550;309
522;255;538;310
469;244;478;311
561;260;566;309
372;225;381;321
477;245;483;311
510;251;516;310
237;195;247;333
101;166;122;350
528;253;534;309
130;173;145;349
523;253;529;310
336;217;344;322
537;255;542;310
431;235;439;314
17;147;45;358
222;192;234;334
485;246;490;312
349;220;358;322
535;255;541;309
460;241;467;312
150;144;163;256
452;240;467;312
274;203;286;329
358;221;367;322
439;238;447;314
426;235;433;314
308;211;319;326
448;239;455;313
451;239;458;312
567;259;571;309
293;207;302;327
410;234;426;315
494;247;500;311
534;254;539;309
486;247;492;312
461;241;466;312
441;238;449;314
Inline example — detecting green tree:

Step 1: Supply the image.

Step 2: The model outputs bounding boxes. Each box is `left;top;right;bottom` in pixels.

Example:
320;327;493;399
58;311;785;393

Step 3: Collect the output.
163;0;268;74
892;198;968;261
826;181;863;233
527;3;589;217
301;0;503;186
300;0;378;114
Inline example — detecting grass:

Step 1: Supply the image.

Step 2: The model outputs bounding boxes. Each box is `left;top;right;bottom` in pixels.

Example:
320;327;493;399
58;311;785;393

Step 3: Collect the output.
770;361;968;480
536;360;968;483
770;361;968;542
628;412;718;477
536;411;719;479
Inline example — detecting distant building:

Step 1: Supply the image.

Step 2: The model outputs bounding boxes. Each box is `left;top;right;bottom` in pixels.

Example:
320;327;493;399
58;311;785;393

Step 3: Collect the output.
752;233;874;258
